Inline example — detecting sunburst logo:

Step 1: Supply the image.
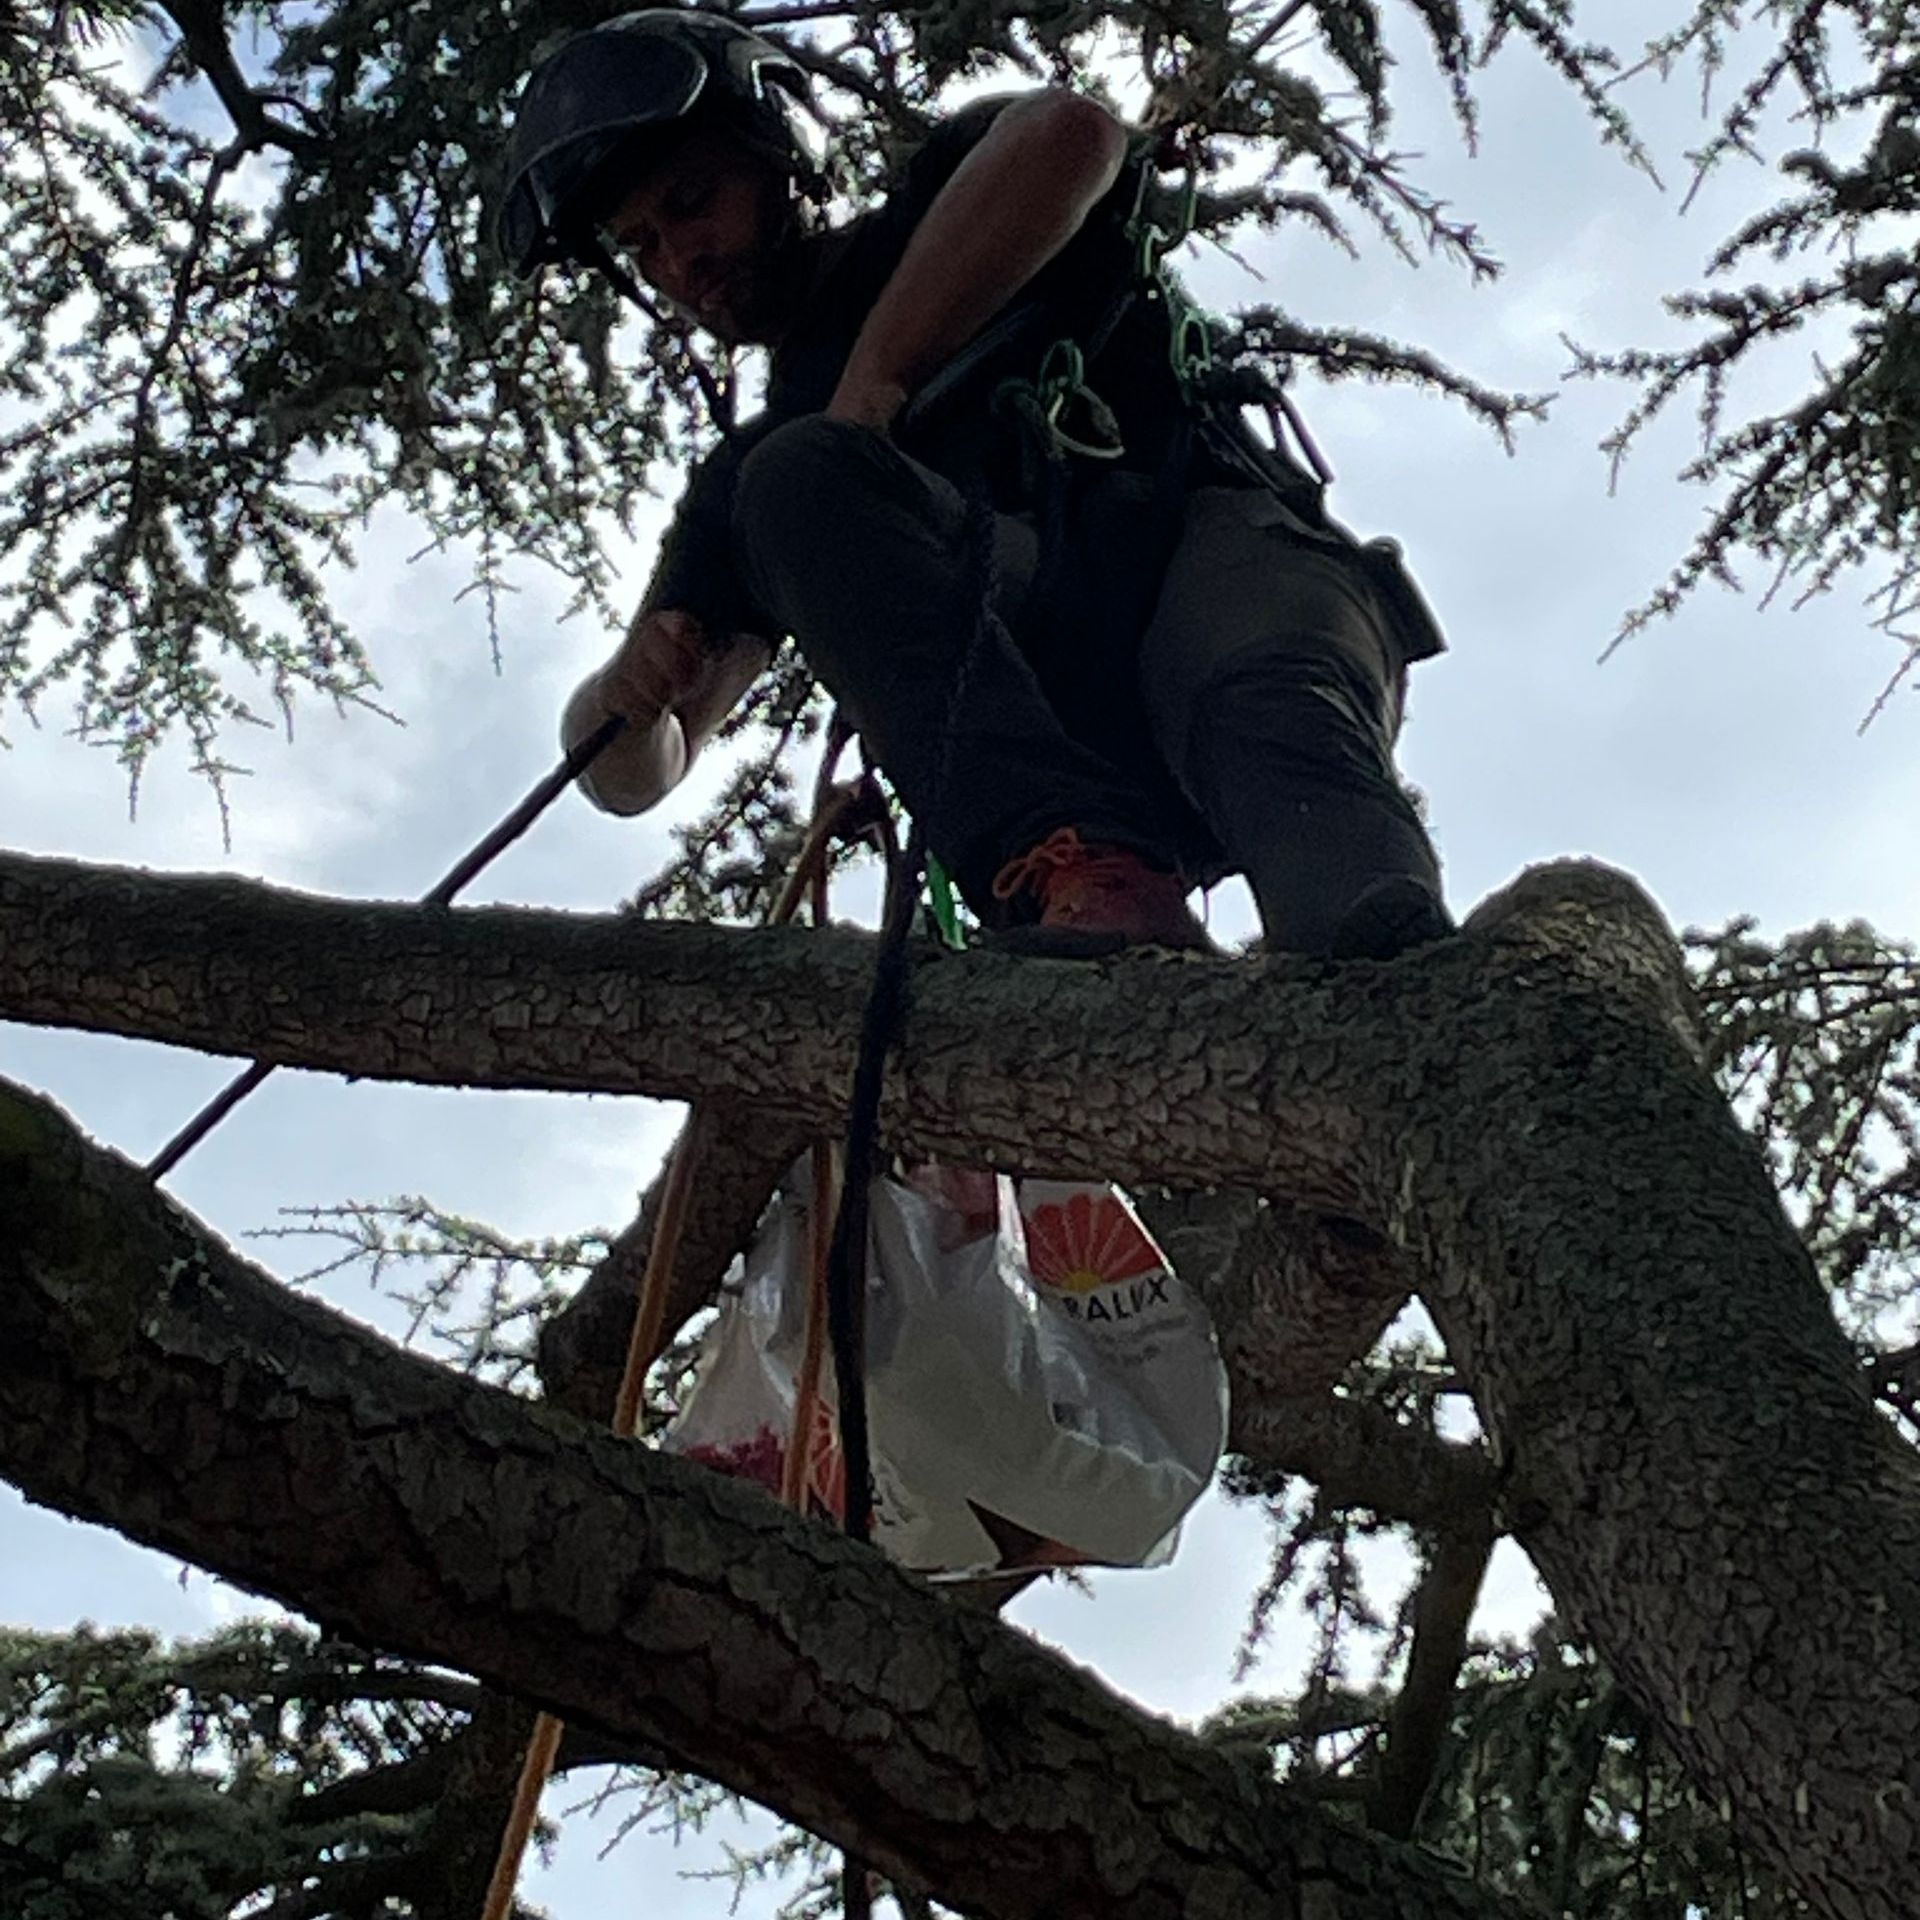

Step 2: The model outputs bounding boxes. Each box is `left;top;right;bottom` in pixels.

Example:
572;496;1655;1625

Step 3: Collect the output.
1023;1188;1165;1294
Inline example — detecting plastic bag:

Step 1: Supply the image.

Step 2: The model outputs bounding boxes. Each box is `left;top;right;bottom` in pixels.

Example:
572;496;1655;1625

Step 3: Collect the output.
661;1158;1229;1576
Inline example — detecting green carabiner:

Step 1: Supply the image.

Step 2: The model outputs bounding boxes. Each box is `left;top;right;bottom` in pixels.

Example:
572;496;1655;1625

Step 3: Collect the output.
925;854;965;949
1036;337;1086;402
1135;217;1168;282
1171;306;1213;396
1048;392;1127;460
1033;336;1123;456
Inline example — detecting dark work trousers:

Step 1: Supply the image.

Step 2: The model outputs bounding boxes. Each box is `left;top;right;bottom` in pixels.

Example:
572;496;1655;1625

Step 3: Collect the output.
730;414;1443;952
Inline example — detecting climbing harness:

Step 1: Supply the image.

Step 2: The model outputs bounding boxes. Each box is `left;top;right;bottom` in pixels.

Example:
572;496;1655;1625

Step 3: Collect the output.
971;136;1244;658
1038;146;1210;450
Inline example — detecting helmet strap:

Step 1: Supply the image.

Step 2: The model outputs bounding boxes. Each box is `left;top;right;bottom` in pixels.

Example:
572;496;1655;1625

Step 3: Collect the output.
579;233;655;315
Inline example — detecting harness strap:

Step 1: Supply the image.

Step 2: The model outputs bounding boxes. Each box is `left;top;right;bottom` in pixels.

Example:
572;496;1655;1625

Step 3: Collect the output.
984;138;1215;648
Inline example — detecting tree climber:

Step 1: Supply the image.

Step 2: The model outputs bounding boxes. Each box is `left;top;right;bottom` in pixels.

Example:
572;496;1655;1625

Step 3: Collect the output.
499;7;1453;958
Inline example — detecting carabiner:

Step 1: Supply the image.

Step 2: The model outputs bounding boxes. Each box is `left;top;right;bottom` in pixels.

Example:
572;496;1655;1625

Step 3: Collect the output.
1171;306;1213;395
1036;337;1087;402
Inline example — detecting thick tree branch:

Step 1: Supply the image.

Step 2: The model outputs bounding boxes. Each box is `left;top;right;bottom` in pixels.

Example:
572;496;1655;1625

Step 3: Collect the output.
1225;1395;1494;1535
1368;1527;1495;1841
8;850;1920;1917
408;1694;554;1920
538;1105;812;1422
289;1740;460;1827
1138;1189;1414;1401
0;845;1525;1213
0;1077;1514;1920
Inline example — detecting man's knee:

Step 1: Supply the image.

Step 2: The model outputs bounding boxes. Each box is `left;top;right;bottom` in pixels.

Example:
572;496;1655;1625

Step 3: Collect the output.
1152;644;1402;810
732;415;886;563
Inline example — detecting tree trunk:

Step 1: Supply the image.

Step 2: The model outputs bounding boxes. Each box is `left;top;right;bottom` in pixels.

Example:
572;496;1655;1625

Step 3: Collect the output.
1402;871;1920;1916
4;849;1917;1916
0;1077;1512;1920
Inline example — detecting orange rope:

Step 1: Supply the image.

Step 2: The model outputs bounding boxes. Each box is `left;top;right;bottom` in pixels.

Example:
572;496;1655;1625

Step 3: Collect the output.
781;1145;840;1512
480;763;877;1920
478;1711;565;1920
479;1111;709;1920
612;1116;710;1439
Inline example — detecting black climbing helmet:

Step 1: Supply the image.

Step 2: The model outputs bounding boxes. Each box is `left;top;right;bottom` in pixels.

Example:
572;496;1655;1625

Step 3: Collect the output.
497;8;821;280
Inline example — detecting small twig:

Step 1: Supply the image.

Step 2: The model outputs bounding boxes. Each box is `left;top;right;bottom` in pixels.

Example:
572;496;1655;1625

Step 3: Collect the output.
1243;0;1316;65
154;0;320;157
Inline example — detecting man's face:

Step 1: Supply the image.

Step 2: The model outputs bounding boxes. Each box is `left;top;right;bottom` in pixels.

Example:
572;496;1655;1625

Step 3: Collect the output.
605;123;797;345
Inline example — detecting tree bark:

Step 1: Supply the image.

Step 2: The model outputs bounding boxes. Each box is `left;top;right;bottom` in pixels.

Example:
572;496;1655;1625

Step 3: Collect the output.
1401;870;1920;1918
1367;1527;1495;1840
0;845;1398;1204
1136;1189;1414;1402
1226;1396;1493;1534
5;848;1919;1917
0;1078;1511;1920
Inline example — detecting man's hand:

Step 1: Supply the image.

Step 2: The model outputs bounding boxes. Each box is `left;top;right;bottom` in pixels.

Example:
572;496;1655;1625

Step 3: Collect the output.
562;613;695;818
825;375;911;436
563;609;772;818
595;608;714;725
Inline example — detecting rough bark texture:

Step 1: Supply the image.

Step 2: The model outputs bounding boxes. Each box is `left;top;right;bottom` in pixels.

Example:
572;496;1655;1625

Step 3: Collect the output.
1400;869;1920;1917
0;847;1388;1205
1226;1395;1493;1532
0;1081;1510;1920
1137;1190;1414;1403
6;849;1919;1918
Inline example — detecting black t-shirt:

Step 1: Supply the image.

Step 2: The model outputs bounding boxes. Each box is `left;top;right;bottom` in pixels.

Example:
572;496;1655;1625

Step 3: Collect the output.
639;95;1265;638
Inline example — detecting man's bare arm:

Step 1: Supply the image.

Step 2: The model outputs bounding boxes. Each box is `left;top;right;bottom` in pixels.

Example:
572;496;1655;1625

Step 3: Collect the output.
563;610;773;817
827;92;1128;430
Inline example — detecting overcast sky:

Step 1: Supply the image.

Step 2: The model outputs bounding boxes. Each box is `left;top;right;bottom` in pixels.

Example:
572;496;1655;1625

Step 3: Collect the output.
5;2;1917;1912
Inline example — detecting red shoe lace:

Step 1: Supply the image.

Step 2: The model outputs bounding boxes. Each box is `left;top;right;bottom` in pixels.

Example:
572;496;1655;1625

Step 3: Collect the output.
990;828;1148;907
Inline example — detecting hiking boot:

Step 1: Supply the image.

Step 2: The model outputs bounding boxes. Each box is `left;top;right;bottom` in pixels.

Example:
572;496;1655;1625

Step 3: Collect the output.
990;828;1213;955
1328;876;1454;961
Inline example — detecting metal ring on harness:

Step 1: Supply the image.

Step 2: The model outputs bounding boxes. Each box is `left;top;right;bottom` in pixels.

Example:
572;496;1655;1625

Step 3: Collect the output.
1033;338;1127;462
1170;305;1213;399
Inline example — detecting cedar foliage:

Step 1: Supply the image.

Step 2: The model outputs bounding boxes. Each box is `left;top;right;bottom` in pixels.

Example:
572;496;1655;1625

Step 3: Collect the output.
1566;2;1920;707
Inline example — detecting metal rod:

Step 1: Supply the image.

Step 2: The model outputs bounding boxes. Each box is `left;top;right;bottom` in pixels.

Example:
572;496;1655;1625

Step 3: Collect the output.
424;712;626;906
144;713;628;1180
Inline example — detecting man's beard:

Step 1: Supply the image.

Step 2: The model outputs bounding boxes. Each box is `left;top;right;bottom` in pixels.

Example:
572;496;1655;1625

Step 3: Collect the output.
689;182;811;346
